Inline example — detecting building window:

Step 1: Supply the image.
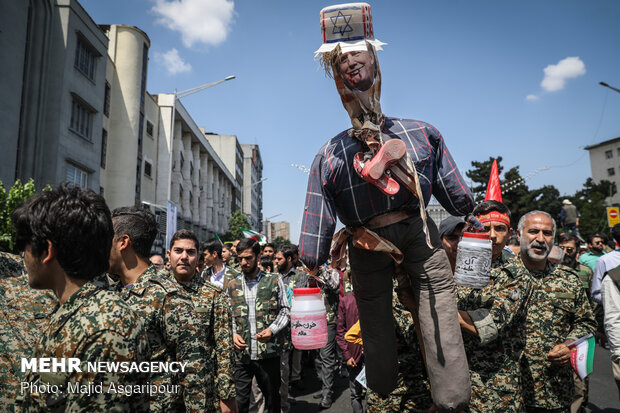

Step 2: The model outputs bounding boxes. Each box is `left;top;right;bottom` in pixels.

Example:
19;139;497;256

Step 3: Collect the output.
606;150;613;159
74;37;96;79
66;164;88;187
617;148;620;156
180;152;185;170
101;129;107;168
608;168;616;177
70;98;92;139
103;82;111;117
144;160;152;177
146;120;153;136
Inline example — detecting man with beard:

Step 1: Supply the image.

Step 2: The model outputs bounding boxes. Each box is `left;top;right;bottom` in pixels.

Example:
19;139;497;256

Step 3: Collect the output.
223;238;290;413
592;224;620;304
300;4;472;408
510;211;596;412
579;233;607;271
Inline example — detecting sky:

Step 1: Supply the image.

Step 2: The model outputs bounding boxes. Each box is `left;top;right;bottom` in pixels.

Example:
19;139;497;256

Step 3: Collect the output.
80;0;620;242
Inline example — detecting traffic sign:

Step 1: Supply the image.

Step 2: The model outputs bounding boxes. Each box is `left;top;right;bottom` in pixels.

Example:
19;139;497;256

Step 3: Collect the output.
607;207;619;227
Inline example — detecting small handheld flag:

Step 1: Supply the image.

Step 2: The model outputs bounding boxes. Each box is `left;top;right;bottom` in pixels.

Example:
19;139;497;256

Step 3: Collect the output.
241;228;267;244
567;333;595;380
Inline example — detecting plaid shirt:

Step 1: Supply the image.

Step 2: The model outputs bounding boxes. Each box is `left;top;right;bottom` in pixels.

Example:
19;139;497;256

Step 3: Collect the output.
299;117;474;270
231;271;290;360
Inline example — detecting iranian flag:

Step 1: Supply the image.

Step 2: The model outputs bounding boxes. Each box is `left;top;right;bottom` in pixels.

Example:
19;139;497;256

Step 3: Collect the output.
241;228;267;244
568;333;595;380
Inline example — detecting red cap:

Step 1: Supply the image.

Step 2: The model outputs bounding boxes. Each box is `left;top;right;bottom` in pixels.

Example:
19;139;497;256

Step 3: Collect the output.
293;287;321;295
484;159;503;202
462;232;490;240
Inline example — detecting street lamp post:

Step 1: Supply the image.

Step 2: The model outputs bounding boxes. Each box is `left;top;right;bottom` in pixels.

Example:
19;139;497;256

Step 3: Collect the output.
175;75;236;99
599;81;620;94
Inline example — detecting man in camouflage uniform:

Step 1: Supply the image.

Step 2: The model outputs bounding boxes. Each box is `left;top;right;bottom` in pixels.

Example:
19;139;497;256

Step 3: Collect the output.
557;233;594;413
168;230;238;413
515;211;596;412
0;251;57;411
224;238;290;413
108;206;210;412
472;200;515;268
366;289;432;413
12;185;151;412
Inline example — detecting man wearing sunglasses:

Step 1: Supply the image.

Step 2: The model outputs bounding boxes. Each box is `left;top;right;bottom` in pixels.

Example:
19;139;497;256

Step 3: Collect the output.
579;233;608;271
559;233;593;297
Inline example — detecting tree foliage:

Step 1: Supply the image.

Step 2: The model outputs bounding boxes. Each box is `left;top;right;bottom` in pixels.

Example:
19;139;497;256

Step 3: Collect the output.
227;209;251;240
0;179;38;252
272;236;291;248
571;178;617;238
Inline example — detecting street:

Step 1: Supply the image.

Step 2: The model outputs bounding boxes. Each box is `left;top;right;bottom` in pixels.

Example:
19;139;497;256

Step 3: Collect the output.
290;345;620;412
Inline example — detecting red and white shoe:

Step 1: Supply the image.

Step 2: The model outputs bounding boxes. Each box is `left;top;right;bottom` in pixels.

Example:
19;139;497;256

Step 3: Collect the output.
354;152;401;196
361;139;407;181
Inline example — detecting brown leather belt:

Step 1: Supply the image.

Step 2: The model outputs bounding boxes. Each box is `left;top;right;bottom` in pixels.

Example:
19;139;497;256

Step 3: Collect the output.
364;210;416;229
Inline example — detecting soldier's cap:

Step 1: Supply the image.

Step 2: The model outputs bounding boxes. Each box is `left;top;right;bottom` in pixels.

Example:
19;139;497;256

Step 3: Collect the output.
438;216;466;239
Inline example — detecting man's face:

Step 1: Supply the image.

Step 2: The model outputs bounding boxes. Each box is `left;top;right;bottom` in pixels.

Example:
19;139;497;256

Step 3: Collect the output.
150;255;164;271
274;251;291;273
203;250;217;268
589;237;605;253
263;246;274;259
520;214;554;262
168;238;198;280
23;244;49;289
442;225;464;267
337;50;376;91
238;248;258;275
559;240;578;267
221;247;231;263
479;221;512;261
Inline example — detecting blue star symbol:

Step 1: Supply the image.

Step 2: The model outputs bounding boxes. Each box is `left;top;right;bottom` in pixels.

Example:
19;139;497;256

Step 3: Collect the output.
330;11;353;36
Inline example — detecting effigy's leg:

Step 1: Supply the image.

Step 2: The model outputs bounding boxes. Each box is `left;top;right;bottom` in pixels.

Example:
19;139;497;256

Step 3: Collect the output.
399;217;471;412
348;243;399;395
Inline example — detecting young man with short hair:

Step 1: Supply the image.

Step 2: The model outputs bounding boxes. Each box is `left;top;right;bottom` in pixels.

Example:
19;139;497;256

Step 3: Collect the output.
223;238;290;413
108;206;209;412
472;200;514;267
580;233;607;271
169;230;238;413
13;186;150;411
203;239;238;288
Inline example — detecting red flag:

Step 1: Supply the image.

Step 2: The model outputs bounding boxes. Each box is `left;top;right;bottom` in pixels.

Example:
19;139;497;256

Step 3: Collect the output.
484;160;503;202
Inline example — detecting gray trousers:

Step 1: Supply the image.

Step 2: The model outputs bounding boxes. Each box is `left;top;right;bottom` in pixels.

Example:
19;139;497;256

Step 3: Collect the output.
316;322;338;399
349;215;470;411
348;363;366;413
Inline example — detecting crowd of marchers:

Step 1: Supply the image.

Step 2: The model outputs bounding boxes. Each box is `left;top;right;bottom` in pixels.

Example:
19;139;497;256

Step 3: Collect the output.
1;184;619;413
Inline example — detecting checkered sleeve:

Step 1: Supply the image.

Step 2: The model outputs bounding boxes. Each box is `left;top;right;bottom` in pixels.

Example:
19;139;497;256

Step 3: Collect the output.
430;125;474;216
299;150;338;271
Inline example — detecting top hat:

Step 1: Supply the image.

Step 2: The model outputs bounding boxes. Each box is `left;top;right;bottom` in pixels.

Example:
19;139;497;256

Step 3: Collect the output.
315;3;386;57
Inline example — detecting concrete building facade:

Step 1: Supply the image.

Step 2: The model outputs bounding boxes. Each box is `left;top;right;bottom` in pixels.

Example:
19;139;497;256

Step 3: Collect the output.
1;0;108;192
263;221;290;242
585;136;620;205
241;144;264;231
203;133;244;213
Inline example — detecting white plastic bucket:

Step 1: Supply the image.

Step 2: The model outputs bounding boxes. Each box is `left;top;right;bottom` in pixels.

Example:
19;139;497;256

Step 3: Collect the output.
290;287;328;350
454;232;492;289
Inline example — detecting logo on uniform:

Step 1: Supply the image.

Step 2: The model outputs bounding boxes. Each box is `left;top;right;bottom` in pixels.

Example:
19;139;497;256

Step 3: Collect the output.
510;289;520;301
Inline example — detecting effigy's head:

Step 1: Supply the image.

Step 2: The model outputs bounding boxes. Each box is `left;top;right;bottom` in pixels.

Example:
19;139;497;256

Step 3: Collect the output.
315;3;386;130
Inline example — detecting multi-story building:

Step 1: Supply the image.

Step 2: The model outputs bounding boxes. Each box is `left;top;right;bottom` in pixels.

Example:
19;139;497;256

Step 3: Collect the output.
262;221;291;242
585;136;620;205
1;0;108;192
203;133;244;213
241;144;264;231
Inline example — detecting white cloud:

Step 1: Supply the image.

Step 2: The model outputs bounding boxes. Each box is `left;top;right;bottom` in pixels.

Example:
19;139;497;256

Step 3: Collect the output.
151;0;235;47
526;94;539;101
540;57;586;92
156;48;192;74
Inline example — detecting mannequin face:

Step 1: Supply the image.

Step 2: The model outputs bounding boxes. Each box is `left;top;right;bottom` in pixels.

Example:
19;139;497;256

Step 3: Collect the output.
337;50;376;91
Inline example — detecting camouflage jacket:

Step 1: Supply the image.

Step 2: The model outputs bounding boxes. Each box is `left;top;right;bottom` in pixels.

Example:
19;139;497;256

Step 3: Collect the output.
175;273;236;402
512;256;597;409
224;271;288;360
456;263;533;413
493;248;515;268
21;274;151;412
367;291;431;412
114;265;210;412
0;253;57;412
280;267;309;291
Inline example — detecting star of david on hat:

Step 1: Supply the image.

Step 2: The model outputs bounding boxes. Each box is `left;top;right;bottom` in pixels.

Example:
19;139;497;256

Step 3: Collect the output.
315;2;386;57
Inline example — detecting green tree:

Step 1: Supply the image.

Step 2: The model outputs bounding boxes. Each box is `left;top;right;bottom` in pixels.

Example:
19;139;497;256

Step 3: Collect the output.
227;209;251;240
0;179;37;252
465;156;503;202
272;236;291;248
571;178;617;239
